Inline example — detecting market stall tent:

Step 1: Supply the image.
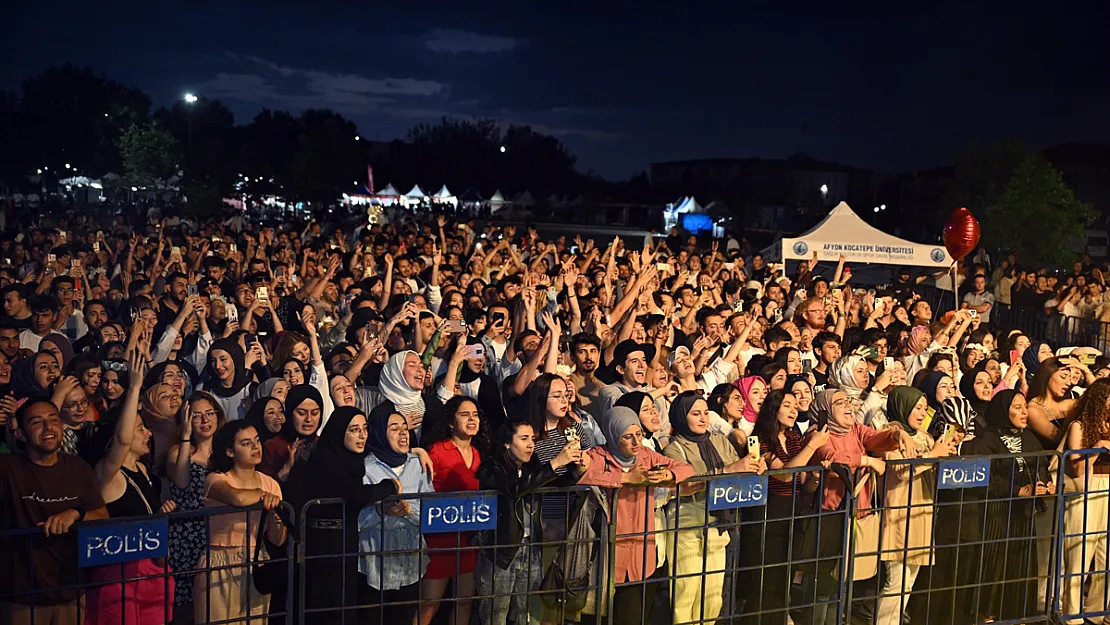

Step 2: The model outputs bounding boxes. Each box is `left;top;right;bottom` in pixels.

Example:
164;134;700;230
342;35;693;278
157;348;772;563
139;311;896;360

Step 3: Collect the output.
487;189;508;212
432;185;457;206
765;201;950;268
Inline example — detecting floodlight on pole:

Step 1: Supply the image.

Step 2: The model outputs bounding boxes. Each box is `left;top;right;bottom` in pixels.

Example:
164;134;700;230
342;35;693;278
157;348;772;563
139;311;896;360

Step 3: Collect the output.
184;93;198;104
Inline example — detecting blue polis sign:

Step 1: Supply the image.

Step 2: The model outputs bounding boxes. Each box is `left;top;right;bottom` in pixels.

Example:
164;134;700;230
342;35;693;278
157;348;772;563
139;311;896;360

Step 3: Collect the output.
937;458;991;490
78;518;169;567
421;494;497;534
707;475;768;511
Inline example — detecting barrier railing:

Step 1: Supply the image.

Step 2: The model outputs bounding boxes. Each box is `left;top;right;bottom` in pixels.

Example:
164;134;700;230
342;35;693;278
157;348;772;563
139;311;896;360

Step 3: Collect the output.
13;451;1110;625
0;501;294;625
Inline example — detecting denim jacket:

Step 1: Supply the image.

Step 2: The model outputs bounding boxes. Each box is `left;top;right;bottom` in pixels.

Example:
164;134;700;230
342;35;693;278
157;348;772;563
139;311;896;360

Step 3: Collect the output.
358;453;432;590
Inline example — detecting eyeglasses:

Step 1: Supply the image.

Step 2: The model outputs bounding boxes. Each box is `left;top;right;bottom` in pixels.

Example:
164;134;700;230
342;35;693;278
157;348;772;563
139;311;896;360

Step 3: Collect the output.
191;410;218;421
102;361;128;372
548;393;569;401
63;398;90;411
831;398;852;408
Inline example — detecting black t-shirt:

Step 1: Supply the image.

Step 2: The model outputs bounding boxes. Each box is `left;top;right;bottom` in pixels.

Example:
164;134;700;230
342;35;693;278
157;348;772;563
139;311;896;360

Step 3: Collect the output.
812;367;830;392
0;453;105;604
2;315;32;331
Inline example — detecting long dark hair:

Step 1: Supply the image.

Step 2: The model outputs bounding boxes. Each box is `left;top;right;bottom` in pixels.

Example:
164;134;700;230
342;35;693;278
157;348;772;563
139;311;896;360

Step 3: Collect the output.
527;373;570;439
755;389;792;442
496;418;535;467
209;421;259;474
707;383;739;418
1028;357;1068;402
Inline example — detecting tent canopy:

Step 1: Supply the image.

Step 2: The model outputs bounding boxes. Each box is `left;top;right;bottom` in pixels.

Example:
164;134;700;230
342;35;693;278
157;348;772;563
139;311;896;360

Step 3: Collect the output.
514;190;535;206
403;184;427;199
769;201;949;268
458;188;482;203
375;184;400;197
432;185;454;199
672;196;703;213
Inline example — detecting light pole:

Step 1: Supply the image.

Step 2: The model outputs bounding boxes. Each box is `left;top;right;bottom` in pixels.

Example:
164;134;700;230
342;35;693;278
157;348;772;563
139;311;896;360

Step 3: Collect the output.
183;93;198;149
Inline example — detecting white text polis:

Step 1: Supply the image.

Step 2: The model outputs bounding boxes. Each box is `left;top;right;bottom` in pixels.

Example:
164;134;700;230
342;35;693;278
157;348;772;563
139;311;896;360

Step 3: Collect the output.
938;459;991;489
422;494;497;533
708;475;768;511
79;519;168;567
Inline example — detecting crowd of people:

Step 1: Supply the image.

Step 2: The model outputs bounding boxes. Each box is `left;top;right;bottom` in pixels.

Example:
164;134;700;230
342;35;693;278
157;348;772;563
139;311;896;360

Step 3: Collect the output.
0;206;1109;625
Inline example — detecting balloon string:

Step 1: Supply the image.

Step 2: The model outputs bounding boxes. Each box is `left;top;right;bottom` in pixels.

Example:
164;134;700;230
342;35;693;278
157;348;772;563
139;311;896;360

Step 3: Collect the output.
952;260;958;313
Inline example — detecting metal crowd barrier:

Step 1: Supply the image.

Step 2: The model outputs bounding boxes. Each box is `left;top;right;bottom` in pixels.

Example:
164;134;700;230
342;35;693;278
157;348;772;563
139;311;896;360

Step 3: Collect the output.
0;501;294;625
17;451;1110;625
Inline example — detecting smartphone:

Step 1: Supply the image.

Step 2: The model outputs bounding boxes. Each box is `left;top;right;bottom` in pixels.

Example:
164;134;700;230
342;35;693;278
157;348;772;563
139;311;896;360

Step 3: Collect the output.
969;309;978;319
171;246;181;257
230;243;238;252
445;319;466;333
47;253;56;264
723;262;734;270
865;346;881;359
802;360;813;375
491;311;507;325
650;464;668;472
1079;353;1098;367
93;241;100;252
256;286;269;302
363;265;374;278
883;356;894;369
226;305;239;323
797;288;806;300
245;334;257;347
656;262;672;272
747;435;760;461
71;259;80;269
187;284;198;297
1010;349;1021;366
462;344;485;359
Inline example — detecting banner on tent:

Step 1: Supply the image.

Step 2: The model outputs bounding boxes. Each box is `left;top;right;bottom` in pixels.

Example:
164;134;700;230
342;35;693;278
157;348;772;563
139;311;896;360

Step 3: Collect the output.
782;238;949;267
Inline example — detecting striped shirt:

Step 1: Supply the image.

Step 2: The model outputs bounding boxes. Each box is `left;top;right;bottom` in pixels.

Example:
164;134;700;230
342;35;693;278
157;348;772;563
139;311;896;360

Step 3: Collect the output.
761;429;806;497
533;422;595;522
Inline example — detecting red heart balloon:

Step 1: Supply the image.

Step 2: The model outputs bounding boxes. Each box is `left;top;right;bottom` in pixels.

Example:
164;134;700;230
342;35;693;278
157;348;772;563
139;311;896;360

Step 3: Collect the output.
943;207;981;262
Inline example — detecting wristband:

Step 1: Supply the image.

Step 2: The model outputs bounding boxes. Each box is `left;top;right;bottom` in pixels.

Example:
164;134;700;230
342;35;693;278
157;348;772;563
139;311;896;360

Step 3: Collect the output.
73;508;86;523
180;438;192;444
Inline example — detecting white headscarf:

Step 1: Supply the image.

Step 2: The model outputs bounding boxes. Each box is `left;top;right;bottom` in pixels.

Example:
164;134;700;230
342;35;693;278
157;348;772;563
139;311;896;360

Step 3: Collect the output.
379;350;425;412
829;354;867;400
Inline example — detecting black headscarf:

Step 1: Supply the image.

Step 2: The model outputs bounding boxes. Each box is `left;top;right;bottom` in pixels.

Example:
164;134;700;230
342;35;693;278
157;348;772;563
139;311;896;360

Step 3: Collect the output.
366;401;409;468
281;384;323;443
317;406;370;480
959;363;992;416
668;391;725;473
11;352;56;398
917;371;949;411
244;396;283;444
615;391;652;413
984;389;1021;434
203;338;251;398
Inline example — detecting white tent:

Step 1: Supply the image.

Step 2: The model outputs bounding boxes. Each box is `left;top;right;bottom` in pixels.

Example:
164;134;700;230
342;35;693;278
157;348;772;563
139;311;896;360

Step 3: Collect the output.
513;190;535;206
769;201;950;268
431;185;457;207
375;184;400;197
487;189;507;212
403;184;427;199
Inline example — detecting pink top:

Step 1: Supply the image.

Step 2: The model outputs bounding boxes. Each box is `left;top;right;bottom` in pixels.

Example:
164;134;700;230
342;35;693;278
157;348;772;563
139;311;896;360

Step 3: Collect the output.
204;471;282;548
813;425;900;515
578;447;695;583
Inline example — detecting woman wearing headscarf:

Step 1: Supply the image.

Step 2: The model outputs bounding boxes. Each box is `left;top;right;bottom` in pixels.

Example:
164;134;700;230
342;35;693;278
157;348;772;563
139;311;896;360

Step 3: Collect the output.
40;334;74;372
937;363;993;446
140;382;182;475
663;391;762;625
260;384;323;482
829;354;892;428
357;403;433;625
960;390;1051;622
285;406;399;625
199;337;257;421
615;391;664;452
366;350;445;446
252;376;291;407
435;334;507;430
875;386;958;625
806;388;910;625
11;351;60;398
916;370;956;438
578;406;694;625
731;375;767;436
243;396;285;445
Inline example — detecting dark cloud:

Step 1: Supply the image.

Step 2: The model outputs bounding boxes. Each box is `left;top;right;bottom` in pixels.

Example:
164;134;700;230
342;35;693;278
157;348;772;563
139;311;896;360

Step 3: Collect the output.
423;28;521;54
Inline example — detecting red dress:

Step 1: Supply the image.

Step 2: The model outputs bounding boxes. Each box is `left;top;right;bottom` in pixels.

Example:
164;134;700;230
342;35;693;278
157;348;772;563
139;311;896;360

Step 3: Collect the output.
425;439;482;578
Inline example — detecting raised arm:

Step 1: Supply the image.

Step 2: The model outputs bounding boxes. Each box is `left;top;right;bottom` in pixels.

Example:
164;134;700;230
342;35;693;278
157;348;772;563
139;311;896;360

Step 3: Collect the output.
95;350;146;485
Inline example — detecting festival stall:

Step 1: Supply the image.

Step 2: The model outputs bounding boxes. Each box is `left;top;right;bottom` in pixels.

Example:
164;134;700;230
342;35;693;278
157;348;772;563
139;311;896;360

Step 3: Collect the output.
403;184;428;208
763;201;950;268
431;185;457;207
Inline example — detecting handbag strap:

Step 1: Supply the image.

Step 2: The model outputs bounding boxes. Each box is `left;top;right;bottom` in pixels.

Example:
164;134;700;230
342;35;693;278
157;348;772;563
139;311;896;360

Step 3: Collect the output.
121;469;154;516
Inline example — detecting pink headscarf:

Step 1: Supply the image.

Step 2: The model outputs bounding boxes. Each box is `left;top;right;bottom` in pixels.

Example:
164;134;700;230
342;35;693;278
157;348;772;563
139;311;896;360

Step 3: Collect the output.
732;375;764;423
907;325;930;355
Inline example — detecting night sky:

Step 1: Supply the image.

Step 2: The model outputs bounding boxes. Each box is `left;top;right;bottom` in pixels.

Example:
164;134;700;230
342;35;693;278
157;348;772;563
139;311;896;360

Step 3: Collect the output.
5;1;1110;180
